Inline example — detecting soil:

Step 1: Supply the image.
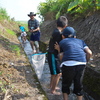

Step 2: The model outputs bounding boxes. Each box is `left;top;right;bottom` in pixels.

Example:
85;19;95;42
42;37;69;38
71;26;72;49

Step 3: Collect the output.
0;41;48;100
40;11;100;72
0;11;100;100
0;21;47;100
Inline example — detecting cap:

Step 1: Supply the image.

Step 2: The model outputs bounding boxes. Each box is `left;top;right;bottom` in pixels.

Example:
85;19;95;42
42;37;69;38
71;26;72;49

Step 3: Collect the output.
62;27;76;38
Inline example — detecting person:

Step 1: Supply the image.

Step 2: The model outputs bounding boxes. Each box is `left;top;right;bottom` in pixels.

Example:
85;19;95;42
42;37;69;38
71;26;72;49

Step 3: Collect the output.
54;27;92;100
27;12;40;53
19;25;27;43
47;16;68;94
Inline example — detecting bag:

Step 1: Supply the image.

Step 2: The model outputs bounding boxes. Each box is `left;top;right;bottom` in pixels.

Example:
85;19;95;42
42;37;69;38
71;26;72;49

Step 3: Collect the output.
32;53;46;79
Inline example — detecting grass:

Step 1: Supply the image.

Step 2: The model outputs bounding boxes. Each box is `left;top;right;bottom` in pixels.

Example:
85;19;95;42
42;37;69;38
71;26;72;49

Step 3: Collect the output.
0;7;10;21
10;45;21;56
16;21;28;31
6;29;16;35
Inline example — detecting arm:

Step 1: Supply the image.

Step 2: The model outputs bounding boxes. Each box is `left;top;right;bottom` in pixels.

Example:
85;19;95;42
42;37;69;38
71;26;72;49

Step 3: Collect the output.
28;26;39;32
84;47;92;62
54;42;63;61
58;52;63;61
32;27;40;32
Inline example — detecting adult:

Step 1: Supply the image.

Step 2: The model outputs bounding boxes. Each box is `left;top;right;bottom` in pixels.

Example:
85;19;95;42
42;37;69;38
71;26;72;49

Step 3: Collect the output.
27;12;40;53
54;27;92;100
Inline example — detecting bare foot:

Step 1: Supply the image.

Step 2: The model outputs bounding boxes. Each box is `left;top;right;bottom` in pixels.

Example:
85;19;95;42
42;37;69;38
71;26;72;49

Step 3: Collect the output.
55;87;60;90
51;90;61;95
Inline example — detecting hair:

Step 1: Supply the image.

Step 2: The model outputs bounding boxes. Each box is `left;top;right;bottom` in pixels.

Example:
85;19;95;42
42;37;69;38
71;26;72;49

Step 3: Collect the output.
19;25;21;27
64;34;75;38
56;16;68;28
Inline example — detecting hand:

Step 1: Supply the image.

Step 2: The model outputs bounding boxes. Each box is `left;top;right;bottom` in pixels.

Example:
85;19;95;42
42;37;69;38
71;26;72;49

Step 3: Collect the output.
29;30;32;32
29;30;34;32
54;42;60;52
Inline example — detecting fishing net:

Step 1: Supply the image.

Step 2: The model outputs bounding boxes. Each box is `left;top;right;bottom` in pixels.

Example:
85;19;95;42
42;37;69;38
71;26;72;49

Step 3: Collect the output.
32;53;46;79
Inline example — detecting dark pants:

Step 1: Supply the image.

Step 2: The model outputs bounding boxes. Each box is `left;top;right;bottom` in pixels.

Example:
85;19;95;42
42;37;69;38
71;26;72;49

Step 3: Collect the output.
47;52;61;75
61;65;86;96
30;31;40;41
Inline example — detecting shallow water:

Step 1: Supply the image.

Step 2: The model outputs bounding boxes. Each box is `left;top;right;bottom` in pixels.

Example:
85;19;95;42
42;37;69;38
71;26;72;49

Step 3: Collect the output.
18;36;94;100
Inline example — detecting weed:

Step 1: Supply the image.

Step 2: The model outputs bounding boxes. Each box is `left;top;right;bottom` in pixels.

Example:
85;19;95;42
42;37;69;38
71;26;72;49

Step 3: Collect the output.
25;91;29;97
6;29;16;35
0;71;3;76
9;45;21;56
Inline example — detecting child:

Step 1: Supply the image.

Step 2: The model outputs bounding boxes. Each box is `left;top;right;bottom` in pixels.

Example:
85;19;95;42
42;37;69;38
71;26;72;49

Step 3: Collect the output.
47;16;68;94
21;31;27;43
54;27;92;100
19;25;27;43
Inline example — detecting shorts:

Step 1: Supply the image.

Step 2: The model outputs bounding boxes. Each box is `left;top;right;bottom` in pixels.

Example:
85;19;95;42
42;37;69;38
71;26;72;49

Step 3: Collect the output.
61;65;85;96
47;52;61;75
30;31;40;41
21;32;27;37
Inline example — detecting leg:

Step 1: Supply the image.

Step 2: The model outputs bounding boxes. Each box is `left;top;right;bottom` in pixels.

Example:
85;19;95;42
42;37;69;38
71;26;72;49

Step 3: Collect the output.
77;96;83;100
34;41;39;53
30;41;35;52
63;93;68;100
73;65;85;97
61;65;75;100
50;75;55;89
51;73;62;94
24;36;27;41
54;73;62;90
30;33;36;53
47;53;61;94
24;32;27;42
21;33;23;42
22;36;26;43
22;36;25;43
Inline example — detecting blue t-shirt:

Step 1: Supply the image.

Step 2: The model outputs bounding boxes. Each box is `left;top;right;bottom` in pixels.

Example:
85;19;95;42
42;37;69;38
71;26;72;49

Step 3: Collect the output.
19;26;25;32
59;38;87;62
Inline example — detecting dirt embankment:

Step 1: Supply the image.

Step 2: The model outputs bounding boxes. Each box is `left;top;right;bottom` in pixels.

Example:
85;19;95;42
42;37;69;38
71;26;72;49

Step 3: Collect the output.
40;11;100;71
0;10;100;100
0;20;48;100
40;11;100;100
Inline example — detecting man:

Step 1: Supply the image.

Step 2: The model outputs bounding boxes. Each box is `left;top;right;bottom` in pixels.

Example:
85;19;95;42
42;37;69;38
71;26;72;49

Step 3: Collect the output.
27;12;40;53
54;27;92;100
47;16;68;94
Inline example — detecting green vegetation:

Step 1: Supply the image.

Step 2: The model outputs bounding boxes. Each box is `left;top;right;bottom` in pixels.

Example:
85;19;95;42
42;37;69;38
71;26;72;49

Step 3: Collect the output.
17;21;28;31
0;8;10;21
0;7;27;29
6;29;16;35
10;45;21;56
38;0;100;20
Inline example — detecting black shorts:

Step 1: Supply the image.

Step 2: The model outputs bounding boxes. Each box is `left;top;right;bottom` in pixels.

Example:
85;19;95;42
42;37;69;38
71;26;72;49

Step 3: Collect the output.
47;52;61;75
30;31;40;41
61;65;86;96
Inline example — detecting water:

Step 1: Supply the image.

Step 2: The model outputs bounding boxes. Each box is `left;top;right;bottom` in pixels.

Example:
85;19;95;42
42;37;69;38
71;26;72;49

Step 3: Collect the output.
18;36;95;100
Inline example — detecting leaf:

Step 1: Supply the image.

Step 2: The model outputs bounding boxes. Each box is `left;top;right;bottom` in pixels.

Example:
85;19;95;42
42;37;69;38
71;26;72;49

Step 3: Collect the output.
67;0;79;12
